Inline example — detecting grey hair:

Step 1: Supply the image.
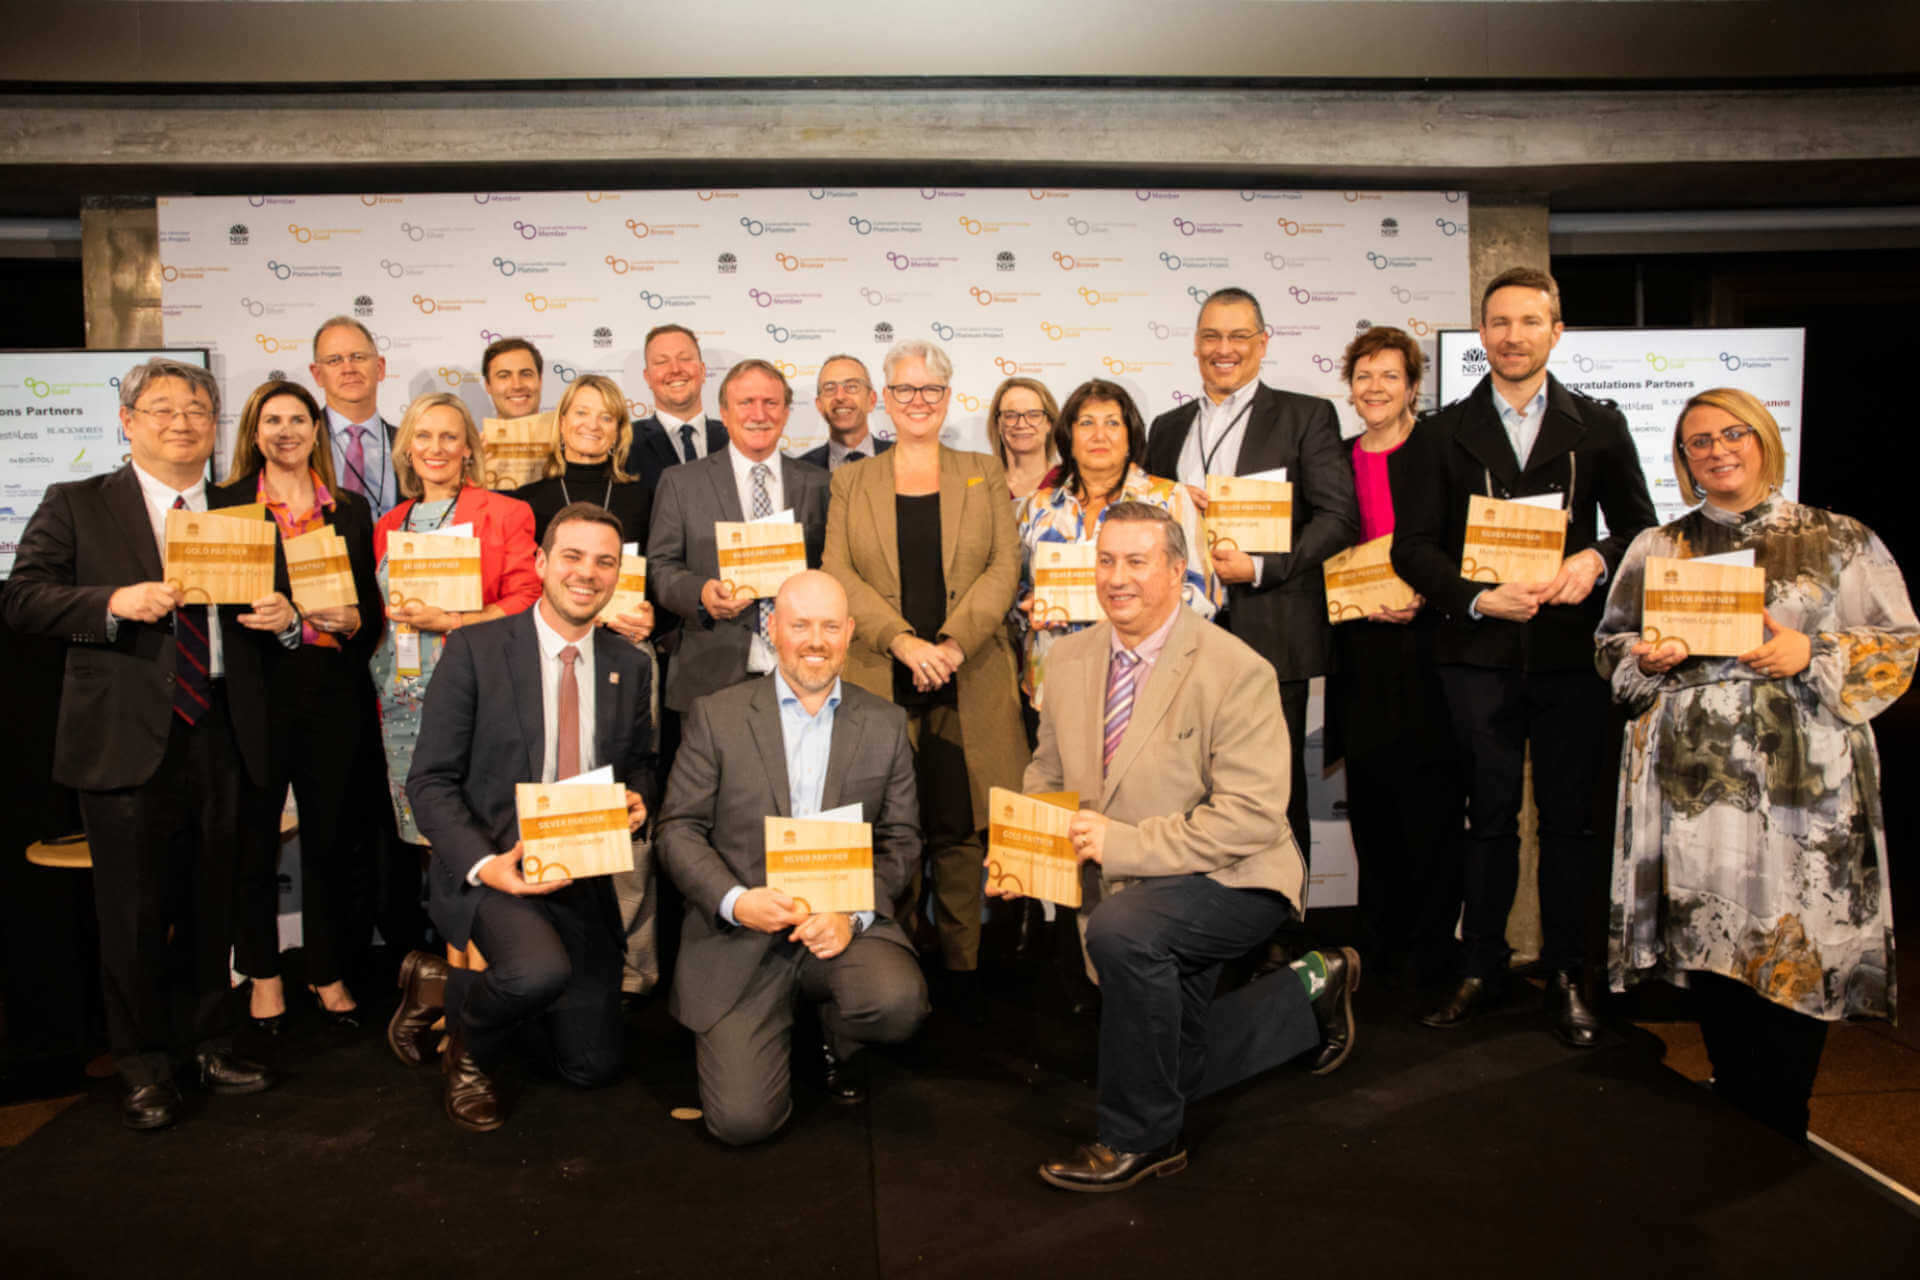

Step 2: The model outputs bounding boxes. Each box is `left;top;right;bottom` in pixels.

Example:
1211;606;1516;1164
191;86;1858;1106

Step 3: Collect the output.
1197;287;1266;331
120;357;220;419
815;353;871;394
882;338;953;386
1102;500;1187;566
311;314;378;353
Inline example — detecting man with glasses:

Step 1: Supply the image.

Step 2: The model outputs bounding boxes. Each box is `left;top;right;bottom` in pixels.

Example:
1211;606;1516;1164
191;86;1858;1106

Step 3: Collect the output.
798;354;892;472
647;359;829;715
633;324;728;498
5;358;298;1130
1390;266;1656;1045
1145;287;1358;871
310;316;397;518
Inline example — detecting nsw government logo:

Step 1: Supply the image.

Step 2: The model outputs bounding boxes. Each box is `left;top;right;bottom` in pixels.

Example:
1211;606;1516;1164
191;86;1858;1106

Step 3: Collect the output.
593;326;613;350
1379;218;1400;239
353;294;374;318
997;251;1015;272
874;322;894;345
717;252;738;275
228;224;250;246
1462;347;1488;376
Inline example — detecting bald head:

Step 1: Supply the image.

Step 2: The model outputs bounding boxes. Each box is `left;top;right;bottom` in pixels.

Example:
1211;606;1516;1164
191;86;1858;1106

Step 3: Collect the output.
771;570;853;704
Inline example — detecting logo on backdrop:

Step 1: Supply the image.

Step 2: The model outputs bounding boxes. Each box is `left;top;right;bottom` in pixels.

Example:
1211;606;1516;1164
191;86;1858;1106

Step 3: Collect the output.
228;224;249;246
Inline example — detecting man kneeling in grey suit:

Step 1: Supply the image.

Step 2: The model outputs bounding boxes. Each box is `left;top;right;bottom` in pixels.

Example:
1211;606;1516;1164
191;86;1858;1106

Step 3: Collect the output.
657;570;929;1144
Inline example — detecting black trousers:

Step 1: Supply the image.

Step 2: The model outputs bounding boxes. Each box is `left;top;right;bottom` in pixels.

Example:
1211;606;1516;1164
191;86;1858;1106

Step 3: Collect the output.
236;646;368;987
1691;971;1830;1143
1437;664;1607;979
77;686;257;1085
1085;876;1317;1152
1277;679;1312;870
446;881;622;1085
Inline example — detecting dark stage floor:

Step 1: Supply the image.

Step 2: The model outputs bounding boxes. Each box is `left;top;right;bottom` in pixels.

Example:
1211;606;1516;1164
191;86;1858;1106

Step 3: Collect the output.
2;961;1916;1279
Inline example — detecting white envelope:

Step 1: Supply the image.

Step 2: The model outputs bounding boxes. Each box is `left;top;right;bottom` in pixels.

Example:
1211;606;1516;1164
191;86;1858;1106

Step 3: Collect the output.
1693;549;1757;567
558;764;615;786
1242;467;1287;483
753;508;795;524
1509;493;1565;510
622;541;639;555
814;802;863;823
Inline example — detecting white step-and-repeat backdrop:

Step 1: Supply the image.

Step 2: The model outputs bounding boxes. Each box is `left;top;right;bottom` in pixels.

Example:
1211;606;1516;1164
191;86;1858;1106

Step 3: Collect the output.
158;185;1478;910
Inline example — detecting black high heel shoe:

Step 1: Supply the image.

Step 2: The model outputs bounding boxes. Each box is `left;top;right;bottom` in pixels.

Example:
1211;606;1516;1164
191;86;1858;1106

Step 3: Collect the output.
309;985;362;1030
249;980;287;1036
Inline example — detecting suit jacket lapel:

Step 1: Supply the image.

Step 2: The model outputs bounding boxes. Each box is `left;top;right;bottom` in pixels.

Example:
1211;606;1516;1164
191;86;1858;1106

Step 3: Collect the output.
504;613;546;783
1231;386;1278;476
105;465;164;580
1523;377;1587;479
590;628;624;770
937;447;964;578
862;448;900;595
821;687;863;814
1100;611;1199;810
705;450;746;522
1456;380;1521;496
747;677;792;816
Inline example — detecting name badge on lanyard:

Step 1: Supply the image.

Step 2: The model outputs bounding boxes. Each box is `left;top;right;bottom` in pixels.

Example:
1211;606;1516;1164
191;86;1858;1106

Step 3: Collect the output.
395;623;421;678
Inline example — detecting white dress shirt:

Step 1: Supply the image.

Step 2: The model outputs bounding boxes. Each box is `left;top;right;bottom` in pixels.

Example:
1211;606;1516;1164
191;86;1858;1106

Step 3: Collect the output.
326;406;398;516
726;444;785;674
1495;385;1548;472
658;408;712;462
127;460;224;676
1175;378;1268;588
531;603;598;784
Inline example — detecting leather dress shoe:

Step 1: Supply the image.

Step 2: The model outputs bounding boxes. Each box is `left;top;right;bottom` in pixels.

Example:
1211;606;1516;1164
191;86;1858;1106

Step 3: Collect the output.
122;1080;183;1130
1307;946;1362;1075
1039;1138;1188;1192
1417;976;1500;1029
820;1039;867;1106
1544;969;1600;1048
443;1022;505;1133
388;948;449;1068
196;1050;275;1095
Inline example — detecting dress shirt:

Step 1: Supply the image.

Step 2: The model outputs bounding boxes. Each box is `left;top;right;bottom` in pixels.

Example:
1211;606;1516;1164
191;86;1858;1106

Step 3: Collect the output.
726;444;785;674
1175;378;1268;588
719;671;872;932
827;436;876;471
326;406;398;517
658;409;712;462
1495;385;1548;472
120;461;223;676
1107;603;1182;694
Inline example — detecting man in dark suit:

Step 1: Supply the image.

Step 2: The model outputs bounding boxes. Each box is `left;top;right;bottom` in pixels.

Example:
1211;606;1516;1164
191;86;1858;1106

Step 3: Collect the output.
3;357;297;1129
1145;286;1358;865
797;354;893;472
631;323;728;497
310;316;398;518
648;359;830;715
393;502;658;1130
1390;266;1657;1046
658;569;928;1145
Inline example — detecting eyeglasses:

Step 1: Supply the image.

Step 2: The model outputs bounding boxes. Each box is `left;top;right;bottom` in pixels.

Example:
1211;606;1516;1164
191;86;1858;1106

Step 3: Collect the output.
886;383;949;403
1196;329;1262;347
135;405;214;426
317;352;376;369
997;409;1050;427
818;379;869;396
1681;424;1756;458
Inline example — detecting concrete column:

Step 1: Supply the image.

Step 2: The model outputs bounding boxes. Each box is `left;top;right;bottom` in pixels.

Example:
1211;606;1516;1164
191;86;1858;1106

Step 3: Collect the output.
80;199;161;350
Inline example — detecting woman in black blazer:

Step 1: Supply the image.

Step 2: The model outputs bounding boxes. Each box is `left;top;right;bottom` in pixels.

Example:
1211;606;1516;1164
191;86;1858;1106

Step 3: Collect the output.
214;380;384;1031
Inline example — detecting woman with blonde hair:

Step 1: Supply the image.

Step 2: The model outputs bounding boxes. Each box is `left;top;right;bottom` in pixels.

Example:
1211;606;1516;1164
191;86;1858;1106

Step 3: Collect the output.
1596;387;1916;1141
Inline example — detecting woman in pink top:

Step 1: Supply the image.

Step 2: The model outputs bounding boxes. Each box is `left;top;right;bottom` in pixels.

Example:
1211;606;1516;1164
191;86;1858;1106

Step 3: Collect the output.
1330;327;1462;991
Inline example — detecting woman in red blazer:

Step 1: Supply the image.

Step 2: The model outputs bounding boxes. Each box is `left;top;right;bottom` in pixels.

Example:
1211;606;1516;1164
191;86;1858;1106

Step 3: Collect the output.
371;393;538;846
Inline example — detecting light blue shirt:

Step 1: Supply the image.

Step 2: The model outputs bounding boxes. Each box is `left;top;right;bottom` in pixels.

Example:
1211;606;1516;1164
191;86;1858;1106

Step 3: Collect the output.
1495;385;1548;472
719;671;873;933
326;406;398;517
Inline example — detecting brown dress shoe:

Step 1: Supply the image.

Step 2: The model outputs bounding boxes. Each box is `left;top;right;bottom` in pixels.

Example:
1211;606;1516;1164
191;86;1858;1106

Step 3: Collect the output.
443;1022;505;1132
1039;1139;1188;1192
388;949;449;1068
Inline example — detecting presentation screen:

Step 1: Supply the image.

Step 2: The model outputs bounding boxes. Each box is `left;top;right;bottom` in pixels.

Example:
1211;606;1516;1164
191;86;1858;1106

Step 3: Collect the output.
1435;327;1805;525
0;347;211;576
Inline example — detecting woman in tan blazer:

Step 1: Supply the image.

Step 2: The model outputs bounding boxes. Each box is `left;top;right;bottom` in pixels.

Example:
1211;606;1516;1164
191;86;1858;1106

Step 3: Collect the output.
823;340;1029;1010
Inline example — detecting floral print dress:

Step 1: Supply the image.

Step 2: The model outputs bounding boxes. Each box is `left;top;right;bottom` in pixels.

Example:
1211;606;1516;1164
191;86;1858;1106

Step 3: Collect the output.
1596;496;1916;1021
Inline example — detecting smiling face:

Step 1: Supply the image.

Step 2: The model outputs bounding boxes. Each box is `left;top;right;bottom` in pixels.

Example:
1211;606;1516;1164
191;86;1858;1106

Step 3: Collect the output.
1193;298;1268;401
1096;516;1184;641
882;354;950;444
1348;347;1414;433
813;357;876;445
1071;397;1129;482
643;330;706;420
309;323;385;418
559;384;619;464
408;404;473;496
1478;285;1563;393
536;515;622;632
255;392;319;474
1681;403;1770;511
484;346;543;419
997;385;1050;460
771;570;854;699
122;374;217;483
720;367;790;462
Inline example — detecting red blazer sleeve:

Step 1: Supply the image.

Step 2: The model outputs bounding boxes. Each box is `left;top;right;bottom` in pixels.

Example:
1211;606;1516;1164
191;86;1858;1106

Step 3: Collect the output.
463;488;540;615
372;500;410;565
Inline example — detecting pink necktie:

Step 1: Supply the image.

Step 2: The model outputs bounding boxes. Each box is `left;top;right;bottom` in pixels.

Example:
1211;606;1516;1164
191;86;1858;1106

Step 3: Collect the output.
556;644;581;780
342;424;368;499
1102;650;1139;775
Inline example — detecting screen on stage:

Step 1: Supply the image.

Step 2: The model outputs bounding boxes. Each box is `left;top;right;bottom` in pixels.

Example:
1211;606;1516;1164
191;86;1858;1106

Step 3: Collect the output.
1435;326;1805;525
0;347;210;576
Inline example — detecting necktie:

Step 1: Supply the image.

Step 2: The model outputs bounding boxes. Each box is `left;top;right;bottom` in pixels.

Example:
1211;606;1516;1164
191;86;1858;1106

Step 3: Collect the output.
1102;649;1139;775
678;423;698;464
556;643;581;780
751;463;774;648
342;424;368;500
170;496;213;725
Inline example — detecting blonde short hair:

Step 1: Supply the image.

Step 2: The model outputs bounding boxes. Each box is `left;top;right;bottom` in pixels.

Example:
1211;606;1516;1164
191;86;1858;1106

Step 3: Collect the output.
1671;387;1787;504
393;392;485;499
544;374;634;481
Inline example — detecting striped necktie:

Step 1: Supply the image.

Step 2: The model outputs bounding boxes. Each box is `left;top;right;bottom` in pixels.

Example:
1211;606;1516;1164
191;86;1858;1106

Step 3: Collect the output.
170;496;213;725
751;462;774;648
1102;649;1139;775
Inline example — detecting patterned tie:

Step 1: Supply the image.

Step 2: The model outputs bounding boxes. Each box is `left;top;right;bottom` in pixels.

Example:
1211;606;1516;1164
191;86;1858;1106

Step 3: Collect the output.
555;644;581;780
679;423;698;464
342;424;368;500
1102;649;1139;775
170;496;213;725
751;463;774;648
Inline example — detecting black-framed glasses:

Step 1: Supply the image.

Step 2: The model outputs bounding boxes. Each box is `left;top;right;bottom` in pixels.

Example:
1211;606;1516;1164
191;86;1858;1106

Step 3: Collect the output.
997;409;1050;427
1682;424;1756;458
818;379;870;396
886;383;949;403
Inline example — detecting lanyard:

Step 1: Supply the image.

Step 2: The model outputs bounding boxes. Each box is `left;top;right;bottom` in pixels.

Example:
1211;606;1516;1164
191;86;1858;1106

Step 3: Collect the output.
402;486;460;533
560;470;615;509
1196;398;1254;476
338;422;390;506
